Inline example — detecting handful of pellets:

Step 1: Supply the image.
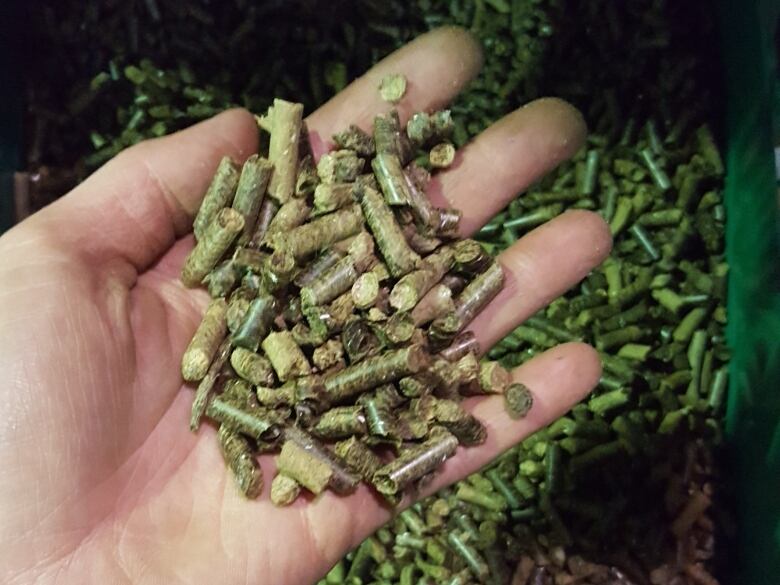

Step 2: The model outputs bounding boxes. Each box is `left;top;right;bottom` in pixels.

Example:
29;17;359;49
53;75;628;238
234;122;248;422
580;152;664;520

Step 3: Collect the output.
179;96;533;505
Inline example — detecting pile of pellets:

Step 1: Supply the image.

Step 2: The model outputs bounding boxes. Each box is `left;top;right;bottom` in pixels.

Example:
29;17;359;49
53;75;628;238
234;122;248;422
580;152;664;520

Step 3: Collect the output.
180;93;533;505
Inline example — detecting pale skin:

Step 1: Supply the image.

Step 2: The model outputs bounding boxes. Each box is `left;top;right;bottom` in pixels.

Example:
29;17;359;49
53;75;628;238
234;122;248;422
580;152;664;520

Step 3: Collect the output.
0;27;612;585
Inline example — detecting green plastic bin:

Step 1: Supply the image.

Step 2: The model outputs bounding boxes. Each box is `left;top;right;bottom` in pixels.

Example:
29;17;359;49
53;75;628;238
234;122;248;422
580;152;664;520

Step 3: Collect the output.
718;1;780;583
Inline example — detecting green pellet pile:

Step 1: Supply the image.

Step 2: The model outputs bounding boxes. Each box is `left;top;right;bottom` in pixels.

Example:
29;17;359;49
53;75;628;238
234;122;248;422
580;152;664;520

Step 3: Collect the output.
21;1;730;583
180;96;530;506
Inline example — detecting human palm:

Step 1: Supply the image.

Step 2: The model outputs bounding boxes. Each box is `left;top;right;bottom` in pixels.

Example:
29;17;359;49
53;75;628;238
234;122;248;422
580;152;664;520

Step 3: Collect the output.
0;28;611;585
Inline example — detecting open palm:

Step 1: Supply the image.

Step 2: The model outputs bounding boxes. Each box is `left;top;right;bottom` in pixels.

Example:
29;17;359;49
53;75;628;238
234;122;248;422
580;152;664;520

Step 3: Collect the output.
0;28;611;585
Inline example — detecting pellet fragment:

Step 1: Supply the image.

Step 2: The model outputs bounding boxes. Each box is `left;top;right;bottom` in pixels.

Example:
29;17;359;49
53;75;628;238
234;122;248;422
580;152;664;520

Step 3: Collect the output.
248;198;279;248
359;186;420;277
206;260;239;298
232;155;273;244
193;156;240;240
189;337;232;431
335;436;383;481
373;152;413;207
430;398;486;446
317;149;364;184
479;361;511;394
341;319;382;363
270;473;302;506
379;73;407;103
267;99;304;204
372;427;458;495
295;154;319;198
333;124;375;157
182;298;228;381
232;294;277;352
429;142;456;168
263;197;311;243
438;331;481;362
453;239;491;276
230;347;275;386
283;427;360;494
374;110;412;163
411;284;455;326
324;344;431;403
272;204;364;260
206;396;283;441
352;272;380;309
311;405;367;439
390;246;454;311
313;182;356;215
261;331;312;382
218;425;263;499
312;338;346;372
505;383;534;419
182;208;245;287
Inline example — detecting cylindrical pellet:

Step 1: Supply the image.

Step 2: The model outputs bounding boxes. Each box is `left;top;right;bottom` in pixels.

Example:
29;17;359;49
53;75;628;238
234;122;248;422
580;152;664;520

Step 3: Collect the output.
218;424;263;499
261;331;312;382
232;155;273;244
181;298;228;381
230;347;276;386
267;99;304;204
390;246;454;311
181;208;245;287
359;186;420;277
193;156;240;240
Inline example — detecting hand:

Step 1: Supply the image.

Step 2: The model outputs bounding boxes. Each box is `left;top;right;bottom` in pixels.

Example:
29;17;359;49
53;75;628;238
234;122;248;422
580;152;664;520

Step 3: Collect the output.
0;27;611;585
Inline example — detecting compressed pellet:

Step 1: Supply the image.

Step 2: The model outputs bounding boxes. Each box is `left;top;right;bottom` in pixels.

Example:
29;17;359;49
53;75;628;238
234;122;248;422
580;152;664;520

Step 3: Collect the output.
457;483;507;511
206;259;238;298
447;532;489;580
283;427;359;494
272;203;364;260
267;99;304;204
231;247;267;274
379;73;407;103
276;440;333;495
373;152;413;207
218;424;263;499
504;383;533;419
181;208;245;287
317;149;364;184
232;294;277;351
429;142;456;169
430;398;486;445
333;124;375;157
429;262;504;344
181;298;228;381
374;110;412;163
373;427;458;495
263;197;311;243
452;239;490;277
248;198;279;248
324;344;430;403
390;245;454;311
438;331;481;362
335;436;383;481
230;347;275;386
433;207;462;238
352;272;380;309
192;156;240;240
206;396;283;441
189;337;232;431
295;154;319;198
232;155;273;244
311;405;367;439
270;473;302;506
479;361;511;394
313;182;356;215
294;249;344;288
359;186;420;277
301;253;371;308
310;339;344;372
261;331;312;382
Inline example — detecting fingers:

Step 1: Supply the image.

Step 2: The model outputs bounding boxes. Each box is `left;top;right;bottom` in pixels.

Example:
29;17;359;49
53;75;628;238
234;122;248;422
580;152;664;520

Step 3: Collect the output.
470;210;613;350
422;342;602;497
306;26;482;151
428;98;587;236
35;109;258;275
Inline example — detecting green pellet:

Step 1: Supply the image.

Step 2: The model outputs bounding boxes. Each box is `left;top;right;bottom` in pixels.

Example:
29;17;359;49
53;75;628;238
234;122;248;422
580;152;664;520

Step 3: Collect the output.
192;156;241;241
456;484;507;512
589;389;630;416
